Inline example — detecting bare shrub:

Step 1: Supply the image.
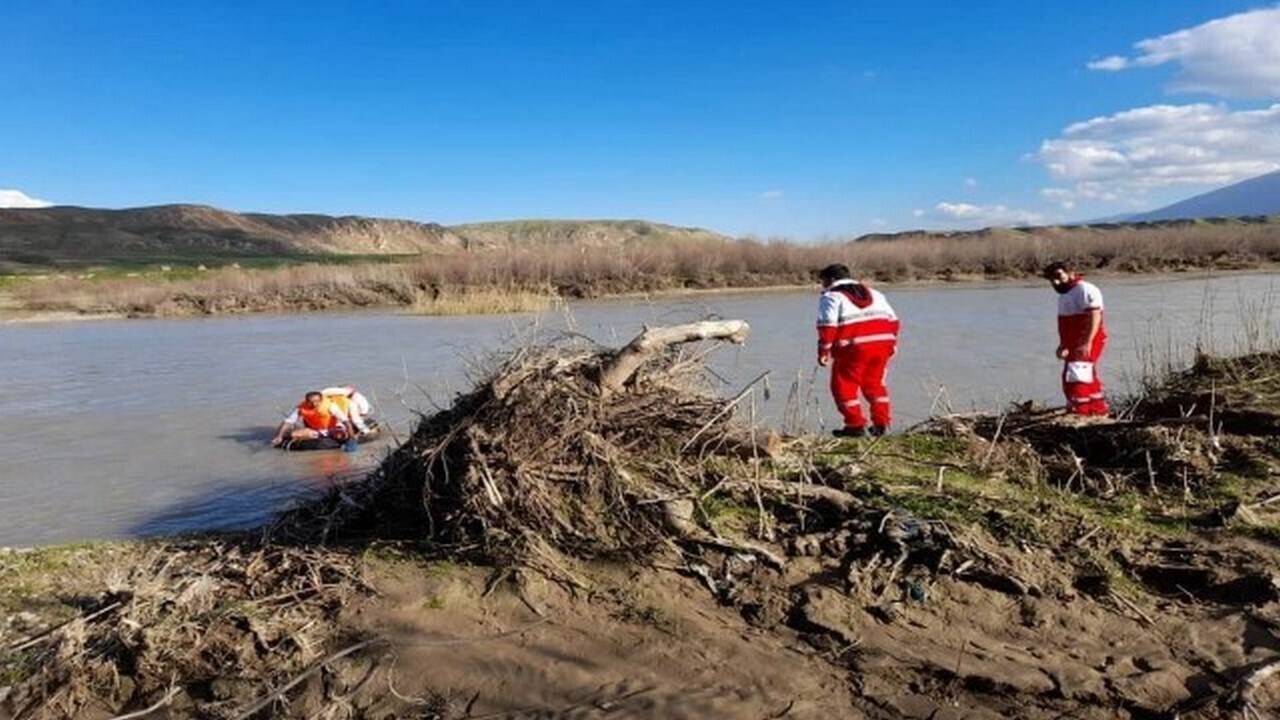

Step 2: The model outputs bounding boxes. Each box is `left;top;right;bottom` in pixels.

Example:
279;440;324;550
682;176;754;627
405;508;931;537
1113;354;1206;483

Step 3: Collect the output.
11;222;1280;316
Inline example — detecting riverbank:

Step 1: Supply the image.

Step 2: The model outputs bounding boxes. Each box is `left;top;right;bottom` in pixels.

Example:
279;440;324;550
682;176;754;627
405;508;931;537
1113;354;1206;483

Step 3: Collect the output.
3;262;1278;325
4;324;1280;718
4;218;1279;320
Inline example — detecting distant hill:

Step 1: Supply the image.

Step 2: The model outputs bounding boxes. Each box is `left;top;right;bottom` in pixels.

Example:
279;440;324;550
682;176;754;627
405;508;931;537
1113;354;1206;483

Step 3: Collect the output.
448;219;728;248
0;204;730;266
1127;170;1280;222
854;215;1278;244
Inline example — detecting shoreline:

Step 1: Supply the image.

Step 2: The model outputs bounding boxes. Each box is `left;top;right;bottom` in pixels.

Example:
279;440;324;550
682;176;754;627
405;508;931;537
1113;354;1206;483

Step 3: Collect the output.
3;263;1278;326
5;348;1280;718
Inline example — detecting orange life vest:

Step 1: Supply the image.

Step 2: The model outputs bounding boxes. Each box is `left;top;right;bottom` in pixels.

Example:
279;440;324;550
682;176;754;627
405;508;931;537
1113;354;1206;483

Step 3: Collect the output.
297;400;340;431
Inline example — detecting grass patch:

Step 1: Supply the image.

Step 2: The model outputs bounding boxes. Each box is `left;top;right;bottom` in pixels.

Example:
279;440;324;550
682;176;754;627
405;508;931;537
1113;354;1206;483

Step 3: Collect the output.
701;494;763;535
0;648;40;686
409;286;562;316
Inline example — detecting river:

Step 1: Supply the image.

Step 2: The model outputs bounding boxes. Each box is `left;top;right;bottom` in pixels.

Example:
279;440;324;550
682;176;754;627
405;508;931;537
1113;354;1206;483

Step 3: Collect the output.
1;271;1276;546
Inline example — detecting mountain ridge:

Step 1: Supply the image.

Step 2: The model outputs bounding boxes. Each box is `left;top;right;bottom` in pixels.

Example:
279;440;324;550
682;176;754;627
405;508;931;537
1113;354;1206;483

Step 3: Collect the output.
1126;170;1280;222
0;204;731;265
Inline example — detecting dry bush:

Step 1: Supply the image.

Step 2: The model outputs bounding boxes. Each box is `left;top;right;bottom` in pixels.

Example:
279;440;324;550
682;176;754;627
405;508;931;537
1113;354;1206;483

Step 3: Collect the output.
11;222;1280;316
3;542;371;720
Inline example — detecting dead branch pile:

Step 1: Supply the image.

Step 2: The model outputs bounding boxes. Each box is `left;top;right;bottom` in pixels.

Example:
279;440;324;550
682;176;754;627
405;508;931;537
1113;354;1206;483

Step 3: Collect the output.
927;351;1280;497
1139;351;1280;436
272;321;768;565
3;542;370;720
267;321;1016;617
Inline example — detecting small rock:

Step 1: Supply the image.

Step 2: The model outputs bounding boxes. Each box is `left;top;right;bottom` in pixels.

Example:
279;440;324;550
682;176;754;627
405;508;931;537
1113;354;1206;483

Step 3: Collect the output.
1111;669;1191;712
793;585;859;644
1050;665;1107;702
789;534;822;557
9;611;41;631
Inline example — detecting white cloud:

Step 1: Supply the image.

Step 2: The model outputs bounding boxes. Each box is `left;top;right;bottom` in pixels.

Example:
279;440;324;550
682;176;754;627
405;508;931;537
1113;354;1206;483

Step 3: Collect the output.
1087;7;1280;98
911;208;925;218
932;202;1045;226
1087;55;1131;72
1039;188;1077;210
1033;102;1280;205
759;189;784;200
868;217;888;227
0;189;53;208
963;177;979;189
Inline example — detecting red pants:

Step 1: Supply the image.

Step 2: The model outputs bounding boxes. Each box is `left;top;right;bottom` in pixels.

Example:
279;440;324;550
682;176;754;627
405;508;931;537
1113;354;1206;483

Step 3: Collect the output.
830;345;894;429
1062;339;1109;416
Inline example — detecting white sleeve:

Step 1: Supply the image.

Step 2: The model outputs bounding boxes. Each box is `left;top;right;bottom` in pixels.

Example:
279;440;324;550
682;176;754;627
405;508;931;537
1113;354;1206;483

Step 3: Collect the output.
284;409;300;425
817;293;841;327
1083;283;1104;310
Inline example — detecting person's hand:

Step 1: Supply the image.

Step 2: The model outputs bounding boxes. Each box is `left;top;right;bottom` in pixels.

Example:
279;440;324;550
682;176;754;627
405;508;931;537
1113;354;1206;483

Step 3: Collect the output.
1056;346;1069;360
818;354;832;367
270;436;283;447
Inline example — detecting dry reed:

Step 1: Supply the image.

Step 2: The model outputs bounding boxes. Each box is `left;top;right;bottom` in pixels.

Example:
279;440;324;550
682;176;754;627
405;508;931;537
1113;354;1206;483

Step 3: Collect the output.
10;221;1280;316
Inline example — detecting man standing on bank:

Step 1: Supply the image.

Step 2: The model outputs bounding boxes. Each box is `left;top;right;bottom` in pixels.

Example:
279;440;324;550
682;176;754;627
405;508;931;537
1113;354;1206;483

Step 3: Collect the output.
816;263;901;437
1043;261;1110;416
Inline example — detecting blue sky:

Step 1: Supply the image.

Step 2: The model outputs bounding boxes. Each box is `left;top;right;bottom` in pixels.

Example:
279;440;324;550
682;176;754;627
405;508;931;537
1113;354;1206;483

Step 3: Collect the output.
3;1;1279;237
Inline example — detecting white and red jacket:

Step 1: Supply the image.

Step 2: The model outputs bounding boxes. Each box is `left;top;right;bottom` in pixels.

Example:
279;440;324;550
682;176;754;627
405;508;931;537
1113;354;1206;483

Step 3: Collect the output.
1056;277;1107;360
817;280;900;360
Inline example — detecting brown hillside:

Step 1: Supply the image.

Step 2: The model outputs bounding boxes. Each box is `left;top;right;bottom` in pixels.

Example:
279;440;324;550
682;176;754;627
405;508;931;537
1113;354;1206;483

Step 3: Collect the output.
0;205;731;265
0;204;466;262
449;218;730;248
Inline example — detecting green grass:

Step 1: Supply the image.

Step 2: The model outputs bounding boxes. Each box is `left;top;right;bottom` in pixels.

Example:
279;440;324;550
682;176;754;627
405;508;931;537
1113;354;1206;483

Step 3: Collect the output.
0;648;40;686
700;494;763;535
809;429;1280;552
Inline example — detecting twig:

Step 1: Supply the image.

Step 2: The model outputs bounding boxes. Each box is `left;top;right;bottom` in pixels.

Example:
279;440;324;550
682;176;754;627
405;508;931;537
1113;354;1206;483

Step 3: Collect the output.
1247;493;1280;511
233;638;387;720
107;684;183;720
681;370;770;452
9;600;124;651
1109;591;1155;626
1074;525;1101;547
856;431;888;462
1230;656;1280;719
980;409;1007;469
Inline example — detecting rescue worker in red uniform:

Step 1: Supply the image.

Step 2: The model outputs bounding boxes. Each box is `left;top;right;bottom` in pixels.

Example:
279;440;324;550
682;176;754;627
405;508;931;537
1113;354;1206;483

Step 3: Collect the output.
1044;261;1110;416
816;264;901;437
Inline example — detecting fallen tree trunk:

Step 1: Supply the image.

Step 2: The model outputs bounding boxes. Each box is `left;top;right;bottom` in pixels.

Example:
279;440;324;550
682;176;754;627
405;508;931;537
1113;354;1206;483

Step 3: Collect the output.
598;320;750;393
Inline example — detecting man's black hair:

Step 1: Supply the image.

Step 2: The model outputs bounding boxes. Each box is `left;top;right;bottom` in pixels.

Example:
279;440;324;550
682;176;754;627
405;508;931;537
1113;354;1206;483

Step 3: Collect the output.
818;263;852;283
305;390;323;401
1042;260;1069;278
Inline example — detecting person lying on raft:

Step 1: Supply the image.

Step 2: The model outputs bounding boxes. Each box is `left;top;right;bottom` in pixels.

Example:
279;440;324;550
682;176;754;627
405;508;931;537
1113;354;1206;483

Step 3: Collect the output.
271;390;355;447
320;385;373;434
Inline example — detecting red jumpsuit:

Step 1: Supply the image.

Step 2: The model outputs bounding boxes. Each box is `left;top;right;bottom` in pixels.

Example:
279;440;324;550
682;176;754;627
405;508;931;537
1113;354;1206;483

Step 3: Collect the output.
817;280;900;430
1056;277;1109;416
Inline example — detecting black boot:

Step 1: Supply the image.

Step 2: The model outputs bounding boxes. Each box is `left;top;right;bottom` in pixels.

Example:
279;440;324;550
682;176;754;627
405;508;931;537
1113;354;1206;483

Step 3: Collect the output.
869;425;889;437
832;426;868;438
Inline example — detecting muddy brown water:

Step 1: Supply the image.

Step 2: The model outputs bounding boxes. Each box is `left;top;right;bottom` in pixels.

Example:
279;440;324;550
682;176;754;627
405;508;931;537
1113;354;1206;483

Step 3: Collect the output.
1;272;1276;546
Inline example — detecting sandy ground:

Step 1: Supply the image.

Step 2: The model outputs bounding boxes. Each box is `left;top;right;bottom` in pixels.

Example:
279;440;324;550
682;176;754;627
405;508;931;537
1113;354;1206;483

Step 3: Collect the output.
349;560;853;719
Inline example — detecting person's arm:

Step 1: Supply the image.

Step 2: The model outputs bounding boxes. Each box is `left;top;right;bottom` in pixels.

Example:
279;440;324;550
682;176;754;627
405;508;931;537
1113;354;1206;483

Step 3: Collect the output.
271;420;292;447
1076;308;1102;358
271;409;301;446
816;293;839;366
